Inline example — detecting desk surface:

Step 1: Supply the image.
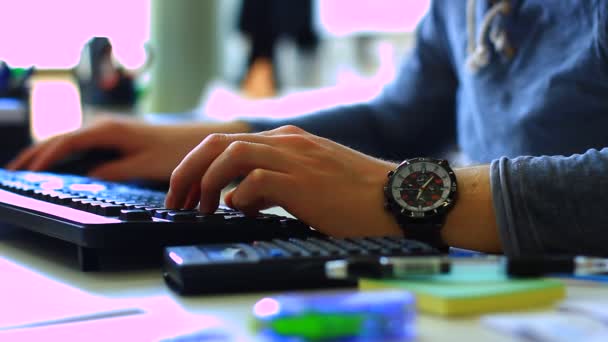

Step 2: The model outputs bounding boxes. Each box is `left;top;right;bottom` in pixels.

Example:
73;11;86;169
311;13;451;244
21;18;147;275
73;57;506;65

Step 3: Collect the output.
1;223;606;341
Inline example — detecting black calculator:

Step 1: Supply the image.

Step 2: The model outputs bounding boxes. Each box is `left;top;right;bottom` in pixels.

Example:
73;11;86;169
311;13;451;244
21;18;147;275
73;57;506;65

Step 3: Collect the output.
162;236;441;294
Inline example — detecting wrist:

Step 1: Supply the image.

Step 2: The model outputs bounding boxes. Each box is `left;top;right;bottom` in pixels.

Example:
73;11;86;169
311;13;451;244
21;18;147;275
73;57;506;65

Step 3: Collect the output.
333;160;402;238
364;161;403;237
442;165;501;252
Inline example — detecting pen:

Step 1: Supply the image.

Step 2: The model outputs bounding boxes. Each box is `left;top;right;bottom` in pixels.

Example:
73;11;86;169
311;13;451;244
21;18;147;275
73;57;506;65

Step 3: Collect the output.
326;255;608;280
506;255;608;278
325;256;452;280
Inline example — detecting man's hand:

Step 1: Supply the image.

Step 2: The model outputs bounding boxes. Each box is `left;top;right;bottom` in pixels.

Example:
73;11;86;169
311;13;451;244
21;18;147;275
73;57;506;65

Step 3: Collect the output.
6;117;251;182
165;125;403;238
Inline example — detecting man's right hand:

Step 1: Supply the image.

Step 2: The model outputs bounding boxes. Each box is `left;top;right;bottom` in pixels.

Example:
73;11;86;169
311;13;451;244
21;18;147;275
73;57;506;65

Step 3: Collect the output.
5;117;251;182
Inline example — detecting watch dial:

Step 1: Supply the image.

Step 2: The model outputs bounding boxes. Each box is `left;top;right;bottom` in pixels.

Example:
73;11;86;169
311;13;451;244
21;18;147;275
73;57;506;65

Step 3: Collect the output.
390;161;454;215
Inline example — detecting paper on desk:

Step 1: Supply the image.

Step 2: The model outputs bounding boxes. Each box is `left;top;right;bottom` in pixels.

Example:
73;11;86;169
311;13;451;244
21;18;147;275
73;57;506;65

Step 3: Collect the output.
560;300;608;324
0;257;140;330
0;296;230;342
482;312;608;342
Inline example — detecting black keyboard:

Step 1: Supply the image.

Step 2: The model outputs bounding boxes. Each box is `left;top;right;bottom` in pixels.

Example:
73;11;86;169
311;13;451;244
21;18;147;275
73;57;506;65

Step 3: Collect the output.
0;169;318;270
163;236;440;294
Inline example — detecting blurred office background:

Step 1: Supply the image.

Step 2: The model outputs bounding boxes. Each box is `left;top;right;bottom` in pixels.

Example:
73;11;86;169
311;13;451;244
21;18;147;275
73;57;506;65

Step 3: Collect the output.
0;0;429;145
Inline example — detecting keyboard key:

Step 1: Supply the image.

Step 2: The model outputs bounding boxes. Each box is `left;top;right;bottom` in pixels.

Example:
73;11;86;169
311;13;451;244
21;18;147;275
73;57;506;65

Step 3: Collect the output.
113;201;139;208
55;194;85;205
288;238;329;256
328;237;368;254
223;214;251;224
215;207;237;214
306;237;348;256
253;241;290;258
166;210;199;222
203;244;254;261
119;209;152;221
153;209;172;219
346;238;383;253
70;198;97;210
96;204;125;216
86;201;108;214
196;213;228;224
370;237;404;252
271;239;310;257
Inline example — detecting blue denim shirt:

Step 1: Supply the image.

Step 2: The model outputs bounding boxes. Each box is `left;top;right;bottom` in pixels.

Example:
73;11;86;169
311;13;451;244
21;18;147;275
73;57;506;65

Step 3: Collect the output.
248;0;608;255
492;148;608;256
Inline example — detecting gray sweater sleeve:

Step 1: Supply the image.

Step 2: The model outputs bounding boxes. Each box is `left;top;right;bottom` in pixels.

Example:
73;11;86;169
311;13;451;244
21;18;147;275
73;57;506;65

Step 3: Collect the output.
246;2;458;161
490;148;608;257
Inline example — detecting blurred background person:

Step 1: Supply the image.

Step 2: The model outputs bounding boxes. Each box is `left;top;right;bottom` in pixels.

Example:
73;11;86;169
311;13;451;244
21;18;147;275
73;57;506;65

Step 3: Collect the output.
238;0;319;98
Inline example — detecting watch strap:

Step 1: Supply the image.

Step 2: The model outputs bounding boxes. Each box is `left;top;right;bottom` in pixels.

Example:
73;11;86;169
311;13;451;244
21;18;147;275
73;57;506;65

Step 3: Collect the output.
396;215;450;252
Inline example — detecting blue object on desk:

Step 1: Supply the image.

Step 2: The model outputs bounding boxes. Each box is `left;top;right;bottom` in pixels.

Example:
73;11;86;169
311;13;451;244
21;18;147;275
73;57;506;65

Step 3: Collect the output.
0;62;9;95
252;290;416;341
160;329;231;342
556;273;608;283
449;247;485;258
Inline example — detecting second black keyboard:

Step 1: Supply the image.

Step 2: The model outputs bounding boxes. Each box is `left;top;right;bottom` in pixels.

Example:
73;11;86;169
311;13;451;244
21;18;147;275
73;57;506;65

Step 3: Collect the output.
163;236;440;294
0;169;318;270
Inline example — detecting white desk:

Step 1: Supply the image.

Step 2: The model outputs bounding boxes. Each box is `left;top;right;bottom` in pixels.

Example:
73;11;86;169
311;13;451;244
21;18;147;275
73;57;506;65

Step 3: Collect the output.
1;223;607;341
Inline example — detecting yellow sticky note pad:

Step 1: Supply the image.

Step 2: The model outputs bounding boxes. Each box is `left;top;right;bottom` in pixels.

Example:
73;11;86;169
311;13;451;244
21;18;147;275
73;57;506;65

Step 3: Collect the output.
359;263;565;316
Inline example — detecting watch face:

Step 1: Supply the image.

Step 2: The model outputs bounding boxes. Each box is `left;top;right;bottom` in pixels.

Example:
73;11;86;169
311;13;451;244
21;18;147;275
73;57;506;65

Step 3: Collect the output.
386;159;456;218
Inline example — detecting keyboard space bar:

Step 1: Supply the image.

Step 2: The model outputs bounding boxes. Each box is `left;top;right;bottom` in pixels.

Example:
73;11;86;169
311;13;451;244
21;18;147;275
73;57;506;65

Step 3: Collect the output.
0;189;121;224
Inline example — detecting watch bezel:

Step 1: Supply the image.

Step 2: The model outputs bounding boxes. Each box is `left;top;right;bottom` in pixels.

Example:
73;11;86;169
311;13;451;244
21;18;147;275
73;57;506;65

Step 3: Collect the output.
383;157;457;220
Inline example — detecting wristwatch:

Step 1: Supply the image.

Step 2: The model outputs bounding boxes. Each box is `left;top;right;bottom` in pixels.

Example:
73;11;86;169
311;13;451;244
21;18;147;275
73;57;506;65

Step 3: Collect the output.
383;158;457;251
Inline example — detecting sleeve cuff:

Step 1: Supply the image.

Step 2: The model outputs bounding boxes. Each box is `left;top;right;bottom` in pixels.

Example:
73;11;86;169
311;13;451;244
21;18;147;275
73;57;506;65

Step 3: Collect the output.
490;157;543;256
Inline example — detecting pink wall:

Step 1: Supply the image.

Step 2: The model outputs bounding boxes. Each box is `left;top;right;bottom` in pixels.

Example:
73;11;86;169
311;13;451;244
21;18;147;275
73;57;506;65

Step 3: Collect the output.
318;0;430;36
0;0;149;68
